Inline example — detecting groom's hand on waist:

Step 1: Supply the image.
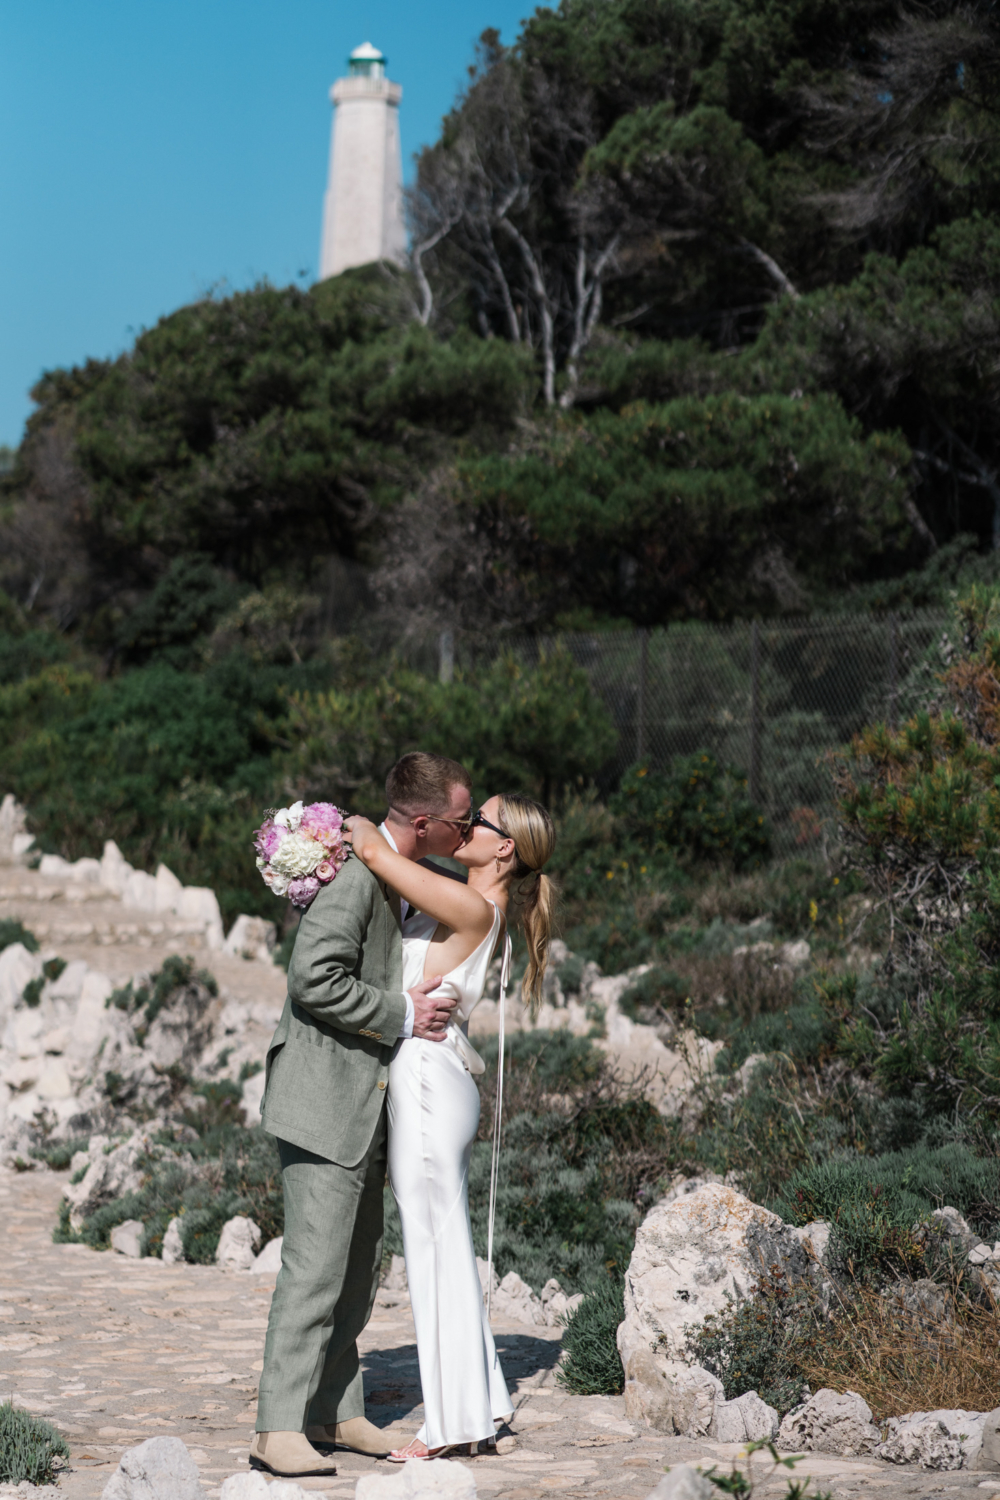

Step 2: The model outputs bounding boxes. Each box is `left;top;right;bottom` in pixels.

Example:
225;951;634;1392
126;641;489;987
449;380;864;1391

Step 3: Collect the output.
408;976;454;1041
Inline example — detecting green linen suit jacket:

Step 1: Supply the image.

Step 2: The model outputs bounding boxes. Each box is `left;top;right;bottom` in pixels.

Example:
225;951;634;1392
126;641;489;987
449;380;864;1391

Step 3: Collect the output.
260;855;407;1167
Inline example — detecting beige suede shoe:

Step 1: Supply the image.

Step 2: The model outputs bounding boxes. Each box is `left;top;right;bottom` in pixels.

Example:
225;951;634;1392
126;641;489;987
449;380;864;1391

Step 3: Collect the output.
249;1431;337;1477
305;1416;392;1458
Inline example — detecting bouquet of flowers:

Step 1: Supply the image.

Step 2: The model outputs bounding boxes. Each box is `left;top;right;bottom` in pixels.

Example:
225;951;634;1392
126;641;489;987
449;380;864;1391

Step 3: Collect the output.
254;800;348;908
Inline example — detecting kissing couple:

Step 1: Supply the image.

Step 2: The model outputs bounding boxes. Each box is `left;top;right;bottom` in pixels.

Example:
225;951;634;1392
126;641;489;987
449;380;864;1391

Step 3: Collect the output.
249;751;556;1474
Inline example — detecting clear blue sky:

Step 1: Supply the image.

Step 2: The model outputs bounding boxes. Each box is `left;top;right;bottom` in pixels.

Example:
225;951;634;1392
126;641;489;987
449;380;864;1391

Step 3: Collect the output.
0;1;540;448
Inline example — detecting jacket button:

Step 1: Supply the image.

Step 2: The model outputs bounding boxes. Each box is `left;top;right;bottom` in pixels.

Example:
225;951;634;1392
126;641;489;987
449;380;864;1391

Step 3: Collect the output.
374;1033;382;1041
377;1080;386;1090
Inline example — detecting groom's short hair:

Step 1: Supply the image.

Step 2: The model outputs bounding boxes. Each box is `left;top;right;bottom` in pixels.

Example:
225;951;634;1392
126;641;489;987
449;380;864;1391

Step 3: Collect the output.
386;752;472;815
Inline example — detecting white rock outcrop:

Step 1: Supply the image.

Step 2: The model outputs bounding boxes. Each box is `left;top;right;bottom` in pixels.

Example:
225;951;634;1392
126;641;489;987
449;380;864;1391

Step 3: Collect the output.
110;1219;146;1258
777;1389;880;1456
251;1236;283;1275
215;1215;262;1271
241;1069;266;1127
383;1254;408;1292
102;1437;207;1500
617;1182;813;1434
356;1457;477;1498
974;1408;1000;1471
646;1466;715;1500
162;1216;185;1266
713;1390;778;1442
540;1277;584;1323
223;914;277;963
221;1472;312;1500
876;1409;986;1470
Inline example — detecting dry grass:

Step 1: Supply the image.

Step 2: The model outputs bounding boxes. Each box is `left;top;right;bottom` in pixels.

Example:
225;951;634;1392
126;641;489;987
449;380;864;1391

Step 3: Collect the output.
800;1279;1000;1421
671;950;797;1022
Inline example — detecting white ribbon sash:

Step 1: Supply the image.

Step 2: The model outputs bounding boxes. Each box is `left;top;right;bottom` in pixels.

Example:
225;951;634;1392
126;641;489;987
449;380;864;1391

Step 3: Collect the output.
486;933;512;1321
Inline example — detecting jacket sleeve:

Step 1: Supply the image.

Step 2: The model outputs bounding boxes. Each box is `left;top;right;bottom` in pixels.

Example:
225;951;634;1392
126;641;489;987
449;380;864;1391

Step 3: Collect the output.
286;861;407;1042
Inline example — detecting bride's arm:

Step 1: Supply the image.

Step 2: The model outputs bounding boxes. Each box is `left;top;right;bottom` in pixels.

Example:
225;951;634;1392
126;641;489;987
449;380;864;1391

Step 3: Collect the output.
343;817;493;937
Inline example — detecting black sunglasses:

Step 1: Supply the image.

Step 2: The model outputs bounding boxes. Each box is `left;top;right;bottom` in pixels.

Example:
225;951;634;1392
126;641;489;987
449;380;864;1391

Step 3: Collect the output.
467;808;515;842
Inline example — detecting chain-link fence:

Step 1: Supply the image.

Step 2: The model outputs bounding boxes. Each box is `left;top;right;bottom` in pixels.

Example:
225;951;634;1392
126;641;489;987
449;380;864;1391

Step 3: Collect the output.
434;611;952;851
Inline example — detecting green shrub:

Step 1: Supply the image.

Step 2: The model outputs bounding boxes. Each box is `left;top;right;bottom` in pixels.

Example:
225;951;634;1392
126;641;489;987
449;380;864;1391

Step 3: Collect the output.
31;1134;90;1171
0;1402;69;1484
21;978;43;1008
619;965;686;1023
109;954;218;1030
775;1143;1000;1281
558;1275;625;1394
687;1276;813;1415
718;999;837;1072
611;754;771;871
0;919;37;954
72;1124;282;1262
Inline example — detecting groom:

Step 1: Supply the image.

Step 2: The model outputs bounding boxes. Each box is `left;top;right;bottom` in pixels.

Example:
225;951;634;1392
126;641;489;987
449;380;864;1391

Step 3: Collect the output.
251;751;474;1477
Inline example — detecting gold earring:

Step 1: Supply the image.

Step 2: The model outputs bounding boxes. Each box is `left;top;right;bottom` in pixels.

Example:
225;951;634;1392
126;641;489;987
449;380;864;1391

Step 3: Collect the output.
496;855;501;874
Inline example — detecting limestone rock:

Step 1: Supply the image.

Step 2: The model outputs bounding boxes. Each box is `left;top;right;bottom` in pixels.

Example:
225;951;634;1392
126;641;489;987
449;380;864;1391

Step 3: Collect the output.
617;1182;812;1434
621;1350;722;1436
215;1215;261;1271
111;1219;146;1258
789;1220;831;1265
490;1270;545;1325
162;1217;185;1266
540;1277;584;1325
973;1408;1000;1471
0;793;29;864
251;1236;283;1275
102;1437;207;1500
926;1206;977;1254
222;914;277;962
64;1130;157;1230
241;1070;266;1127
645;1466;715;1500
777;1389;879;1456
0;943;42;1021
356;1457;477;1498
383;1254;408;1291
713;1390;778;1442
876;1409;986;1470
221;1474;312;1500
888;1277;951;1322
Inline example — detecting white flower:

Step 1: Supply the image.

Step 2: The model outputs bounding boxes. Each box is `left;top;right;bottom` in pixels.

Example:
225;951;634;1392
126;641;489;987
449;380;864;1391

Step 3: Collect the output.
255;856;265;870
263;868;291;897
269;829;322;878
275;800;304;832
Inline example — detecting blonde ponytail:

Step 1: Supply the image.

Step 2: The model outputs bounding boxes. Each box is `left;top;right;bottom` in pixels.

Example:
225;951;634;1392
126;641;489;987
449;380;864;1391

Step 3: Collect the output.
497;795;557;1016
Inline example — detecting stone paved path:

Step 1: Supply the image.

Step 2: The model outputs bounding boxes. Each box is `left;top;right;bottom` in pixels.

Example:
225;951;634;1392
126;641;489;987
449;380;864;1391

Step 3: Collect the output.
3;1172;997;1500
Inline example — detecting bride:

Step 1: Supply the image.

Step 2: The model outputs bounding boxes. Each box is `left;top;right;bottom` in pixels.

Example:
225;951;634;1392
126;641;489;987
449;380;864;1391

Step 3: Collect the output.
343;793;556;1460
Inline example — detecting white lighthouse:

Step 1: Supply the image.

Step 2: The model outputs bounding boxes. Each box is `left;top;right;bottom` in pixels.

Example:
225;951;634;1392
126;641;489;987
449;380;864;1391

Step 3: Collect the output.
319;42;406;279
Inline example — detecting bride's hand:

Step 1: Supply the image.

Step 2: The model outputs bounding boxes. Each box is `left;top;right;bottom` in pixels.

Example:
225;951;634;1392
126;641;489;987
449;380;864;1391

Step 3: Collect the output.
342;815;385;863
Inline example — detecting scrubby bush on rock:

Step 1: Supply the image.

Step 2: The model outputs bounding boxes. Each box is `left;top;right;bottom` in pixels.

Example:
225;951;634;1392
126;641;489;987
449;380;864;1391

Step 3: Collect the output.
0;1401;69;1484
559;1275;625;1395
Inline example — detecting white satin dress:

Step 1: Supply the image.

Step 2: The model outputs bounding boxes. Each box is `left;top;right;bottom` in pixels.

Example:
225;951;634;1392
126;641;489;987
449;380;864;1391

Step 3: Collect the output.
387;901;513;1449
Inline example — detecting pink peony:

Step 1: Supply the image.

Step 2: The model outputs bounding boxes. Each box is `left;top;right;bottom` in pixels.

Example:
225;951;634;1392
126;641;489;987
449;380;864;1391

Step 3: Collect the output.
288;874;321;907
300;802;344;852
254;816;284;863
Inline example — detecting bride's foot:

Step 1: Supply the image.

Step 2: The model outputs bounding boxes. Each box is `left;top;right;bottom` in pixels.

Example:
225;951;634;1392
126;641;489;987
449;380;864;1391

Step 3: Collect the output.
387;1438;433;1462
387;1437;500;1463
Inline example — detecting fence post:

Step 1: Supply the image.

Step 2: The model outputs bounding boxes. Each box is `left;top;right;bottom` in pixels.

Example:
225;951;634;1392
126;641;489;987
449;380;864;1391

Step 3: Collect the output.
887;612;899;730
636;628;649;762
438;629;454;685
749;620;762;803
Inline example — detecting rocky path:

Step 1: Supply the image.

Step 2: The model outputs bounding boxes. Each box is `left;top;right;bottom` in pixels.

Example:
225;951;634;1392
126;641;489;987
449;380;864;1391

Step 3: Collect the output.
1;1172;991;1500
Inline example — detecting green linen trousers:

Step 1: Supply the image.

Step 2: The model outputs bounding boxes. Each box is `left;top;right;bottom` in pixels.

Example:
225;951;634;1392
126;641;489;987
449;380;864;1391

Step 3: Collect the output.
255;857;407;1433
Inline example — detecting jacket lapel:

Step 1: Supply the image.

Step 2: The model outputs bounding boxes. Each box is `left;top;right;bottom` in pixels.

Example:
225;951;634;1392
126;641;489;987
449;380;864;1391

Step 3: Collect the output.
382;881;402;931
